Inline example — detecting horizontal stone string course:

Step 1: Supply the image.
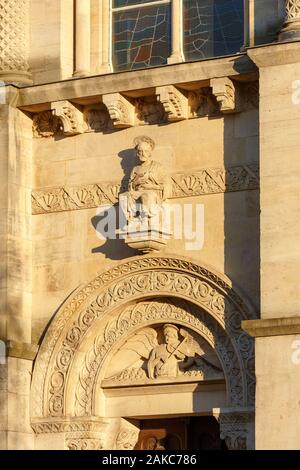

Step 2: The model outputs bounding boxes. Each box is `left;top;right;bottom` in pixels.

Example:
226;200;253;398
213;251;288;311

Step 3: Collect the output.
31;164;259;215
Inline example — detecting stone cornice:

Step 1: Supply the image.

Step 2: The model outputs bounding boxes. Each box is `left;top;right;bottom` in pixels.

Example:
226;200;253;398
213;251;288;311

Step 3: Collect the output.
31;164;259;215
247;41;300;67
18;55;256;110
242;317;300;337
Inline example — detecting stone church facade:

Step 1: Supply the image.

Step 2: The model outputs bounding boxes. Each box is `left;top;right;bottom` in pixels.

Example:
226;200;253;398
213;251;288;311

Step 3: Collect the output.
0;0;299;450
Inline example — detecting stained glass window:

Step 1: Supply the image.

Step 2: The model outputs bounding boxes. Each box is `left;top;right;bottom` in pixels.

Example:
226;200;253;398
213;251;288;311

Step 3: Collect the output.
183;0;244;61
112;1;171;72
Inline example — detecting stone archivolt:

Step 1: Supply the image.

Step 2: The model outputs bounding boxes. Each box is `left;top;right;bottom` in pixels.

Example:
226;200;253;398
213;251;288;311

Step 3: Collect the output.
31;164;259;215
29;256;256;449
31;256;256;445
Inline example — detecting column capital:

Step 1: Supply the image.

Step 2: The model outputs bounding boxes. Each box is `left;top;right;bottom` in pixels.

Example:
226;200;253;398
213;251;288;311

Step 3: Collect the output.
279;0;300;42
213;408;255;450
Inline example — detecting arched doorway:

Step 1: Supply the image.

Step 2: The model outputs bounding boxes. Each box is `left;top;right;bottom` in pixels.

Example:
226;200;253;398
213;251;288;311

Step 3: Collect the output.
30;255;256;450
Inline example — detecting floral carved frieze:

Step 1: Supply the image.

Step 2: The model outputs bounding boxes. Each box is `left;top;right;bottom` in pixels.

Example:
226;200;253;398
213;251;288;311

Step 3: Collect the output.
31;164;259;215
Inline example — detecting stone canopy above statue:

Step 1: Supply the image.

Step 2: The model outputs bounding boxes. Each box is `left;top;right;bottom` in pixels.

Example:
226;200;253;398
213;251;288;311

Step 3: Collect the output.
102;323;224;387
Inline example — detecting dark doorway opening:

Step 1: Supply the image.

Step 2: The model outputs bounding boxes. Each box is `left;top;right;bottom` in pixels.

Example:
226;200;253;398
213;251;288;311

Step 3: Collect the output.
135;416;227;450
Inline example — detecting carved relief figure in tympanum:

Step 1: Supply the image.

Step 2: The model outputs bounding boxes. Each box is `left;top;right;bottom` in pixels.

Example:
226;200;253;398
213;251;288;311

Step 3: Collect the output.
119;136;170;224
148;324;194;379
102;323;223;386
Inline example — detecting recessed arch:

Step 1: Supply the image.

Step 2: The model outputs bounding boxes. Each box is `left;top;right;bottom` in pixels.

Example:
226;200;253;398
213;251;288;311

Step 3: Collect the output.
31;254;257;425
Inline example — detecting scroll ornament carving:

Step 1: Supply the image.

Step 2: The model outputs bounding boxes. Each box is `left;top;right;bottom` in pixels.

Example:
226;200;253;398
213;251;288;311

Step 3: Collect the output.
33;111;63;138
31;256;256;419
156;85;189;121
102;93;135;128
211;77;237;113
51;101;88;135
31;164;259;215
31;420;106;434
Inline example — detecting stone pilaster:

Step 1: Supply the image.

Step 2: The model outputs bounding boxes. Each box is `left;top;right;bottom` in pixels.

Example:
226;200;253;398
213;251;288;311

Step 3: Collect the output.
278;0;300;41
0;0;32;84
73;0;91;77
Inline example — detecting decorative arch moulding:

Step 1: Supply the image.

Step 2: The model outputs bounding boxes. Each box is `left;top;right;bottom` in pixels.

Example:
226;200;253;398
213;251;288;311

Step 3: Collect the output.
30;254;257;421
30;255;256;449
31;163;259;215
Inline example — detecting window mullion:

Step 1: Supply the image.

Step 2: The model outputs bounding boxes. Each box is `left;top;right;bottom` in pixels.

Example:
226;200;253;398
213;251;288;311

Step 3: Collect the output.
168;0;184;64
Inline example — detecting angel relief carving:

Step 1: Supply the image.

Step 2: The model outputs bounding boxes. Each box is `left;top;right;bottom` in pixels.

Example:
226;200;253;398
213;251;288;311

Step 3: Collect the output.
102;324;224;386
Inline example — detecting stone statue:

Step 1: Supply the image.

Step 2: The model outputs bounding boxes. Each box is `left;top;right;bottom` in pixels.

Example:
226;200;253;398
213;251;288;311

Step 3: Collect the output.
147;324;204;379
103;323;224;384
120;136;169;223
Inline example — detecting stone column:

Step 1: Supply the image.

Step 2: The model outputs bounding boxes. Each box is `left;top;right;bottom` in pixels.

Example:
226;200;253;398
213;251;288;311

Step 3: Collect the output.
278;0;300;41
168;0;184;64
0;0;32;84
101;0;112;73
73;0;91;77
213;408;255;450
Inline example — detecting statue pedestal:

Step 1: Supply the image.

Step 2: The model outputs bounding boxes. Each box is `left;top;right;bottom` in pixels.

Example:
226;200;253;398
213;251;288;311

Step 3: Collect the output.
125;229;170;253
118;220;171;254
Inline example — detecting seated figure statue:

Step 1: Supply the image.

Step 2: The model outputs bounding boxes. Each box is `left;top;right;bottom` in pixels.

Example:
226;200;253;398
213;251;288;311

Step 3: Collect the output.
120;136;168;224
